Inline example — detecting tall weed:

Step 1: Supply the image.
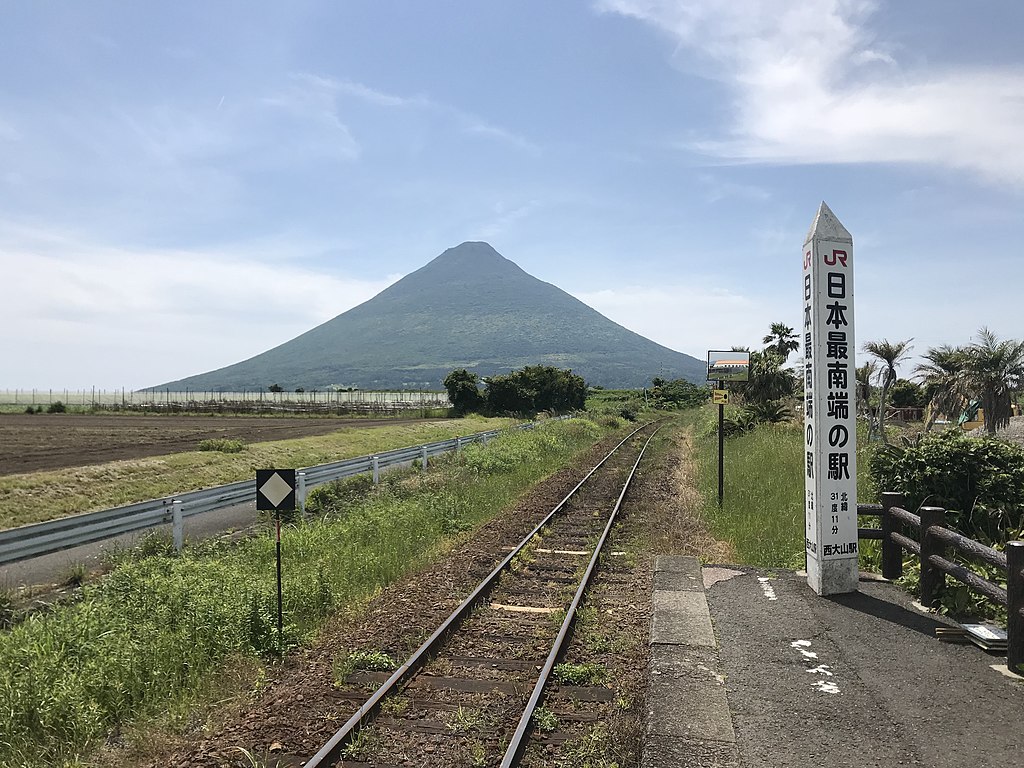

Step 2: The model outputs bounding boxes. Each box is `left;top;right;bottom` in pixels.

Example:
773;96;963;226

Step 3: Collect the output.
693;409;874;568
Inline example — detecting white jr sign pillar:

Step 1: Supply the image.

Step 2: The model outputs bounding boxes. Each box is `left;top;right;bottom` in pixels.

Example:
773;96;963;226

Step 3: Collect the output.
803;202;858;595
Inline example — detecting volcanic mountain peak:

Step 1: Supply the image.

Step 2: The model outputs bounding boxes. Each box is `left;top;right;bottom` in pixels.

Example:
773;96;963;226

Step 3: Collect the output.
151;242;705;391
390;241;531;289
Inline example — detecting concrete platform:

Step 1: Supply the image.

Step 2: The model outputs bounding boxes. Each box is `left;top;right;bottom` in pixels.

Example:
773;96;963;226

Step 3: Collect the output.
644;559;1024;768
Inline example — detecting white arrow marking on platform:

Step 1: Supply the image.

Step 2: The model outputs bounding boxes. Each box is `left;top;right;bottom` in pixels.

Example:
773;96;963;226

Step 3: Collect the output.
791;640;841;694
813;680;841;694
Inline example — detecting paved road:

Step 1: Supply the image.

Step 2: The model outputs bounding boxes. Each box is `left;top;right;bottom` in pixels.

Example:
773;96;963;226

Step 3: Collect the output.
646;560;1023;768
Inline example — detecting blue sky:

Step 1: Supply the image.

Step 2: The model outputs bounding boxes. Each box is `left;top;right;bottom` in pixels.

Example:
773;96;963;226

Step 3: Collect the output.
2;1;1023;390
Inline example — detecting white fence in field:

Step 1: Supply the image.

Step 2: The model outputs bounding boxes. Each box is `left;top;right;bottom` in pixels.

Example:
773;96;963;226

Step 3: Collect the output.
0;388;450;411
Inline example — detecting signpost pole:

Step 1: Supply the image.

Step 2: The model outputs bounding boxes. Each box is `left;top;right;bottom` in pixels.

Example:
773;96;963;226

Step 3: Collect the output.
707;352;747;505
276;511;283;653
803;202;858;595
256;468;296;656
717;379;724;506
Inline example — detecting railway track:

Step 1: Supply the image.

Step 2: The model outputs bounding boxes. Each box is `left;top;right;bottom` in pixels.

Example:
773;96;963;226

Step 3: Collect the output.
306;421;660;767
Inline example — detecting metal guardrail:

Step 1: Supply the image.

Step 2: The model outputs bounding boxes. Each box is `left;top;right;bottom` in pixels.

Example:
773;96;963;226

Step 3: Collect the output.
0;421;554;566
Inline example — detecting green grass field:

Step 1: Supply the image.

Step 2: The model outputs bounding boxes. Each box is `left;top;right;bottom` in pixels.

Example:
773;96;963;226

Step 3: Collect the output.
0;416;512;530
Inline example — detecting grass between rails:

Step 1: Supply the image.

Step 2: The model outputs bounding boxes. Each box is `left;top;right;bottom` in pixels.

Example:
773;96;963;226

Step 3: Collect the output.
691;405;875;567
0;416;619;768
0;416;511;530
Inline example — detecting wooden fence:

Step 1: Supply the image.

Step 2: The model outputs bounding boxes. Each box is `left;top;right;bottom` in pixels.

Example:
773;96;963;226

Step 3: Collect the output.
857;492;1023;675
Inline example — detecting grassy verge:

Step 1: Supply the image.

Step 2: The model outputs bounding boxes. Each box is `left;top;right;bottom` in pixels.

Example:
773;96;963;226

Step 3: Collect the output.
691;405;875;567
0;417;620;767
0;416;512;530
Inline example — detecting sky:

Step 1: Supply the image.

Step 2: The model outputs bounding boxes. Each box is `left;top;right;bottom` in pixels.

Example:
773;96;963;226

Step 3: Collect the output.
2;0;1023;390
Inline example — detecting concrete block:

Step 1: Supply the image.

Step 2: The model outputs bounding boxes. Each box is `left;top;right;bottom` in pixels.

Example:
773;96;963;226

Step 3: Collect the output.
654;567;705;592
651;590;716;647
642;735;742;768
647;645;735;744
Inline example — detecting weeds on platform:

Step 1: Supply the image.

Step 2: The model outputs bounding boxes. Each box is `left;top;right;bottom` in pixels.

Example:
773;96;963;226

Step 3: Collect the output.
0;417;615;767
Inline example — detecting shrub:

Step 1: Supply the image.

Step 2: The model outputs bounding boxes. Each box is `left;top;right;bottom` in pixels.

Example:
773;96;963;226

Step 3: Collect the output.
483;366;586;415
742;399;792;425
720;411;756;437
46;401;66;413
649;378;708;409
443;369;483;415
869;430;1024;541
889;379;928;408
197;438;246;453
24;406;36;414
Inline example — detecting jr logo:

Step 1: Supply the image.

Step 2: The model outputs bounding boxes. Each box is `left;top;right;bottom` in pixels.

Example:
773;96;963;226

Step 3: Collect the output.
825;249;848;267
803;250;812;270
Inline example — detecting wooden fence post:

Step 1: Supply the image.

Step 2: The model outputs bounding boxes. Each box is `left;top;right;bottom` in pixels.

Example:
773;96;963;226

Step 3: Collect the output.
919;506;946;608
1007;540;1024;676
880;492;905;580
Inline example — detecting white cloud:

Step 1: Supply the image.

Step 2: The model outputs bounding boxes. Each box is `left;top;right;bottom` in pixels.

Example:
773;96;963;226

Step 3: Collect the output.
331;78;427;108
262;76;361;161
457;115;540;154
475;199;542;239
305;73;540;153
597;0;1024;185
0;225;396;389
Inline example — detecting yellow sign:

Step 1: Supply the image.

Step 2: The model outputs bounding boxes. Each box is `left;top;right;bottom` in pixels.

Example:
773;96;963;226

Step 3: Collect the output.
713;389;729;404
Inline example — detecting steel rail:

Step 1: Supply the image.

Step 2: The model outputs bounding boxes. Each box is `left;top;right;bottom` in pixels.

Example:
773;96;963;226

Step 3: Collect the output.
500;425;660;767
304;422;656;768
0;421;561;566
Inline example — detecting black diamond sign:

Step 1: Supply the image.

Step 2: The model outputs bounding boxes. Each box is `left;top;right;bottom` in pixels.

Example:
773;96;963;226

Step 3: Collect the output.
256;469;296;511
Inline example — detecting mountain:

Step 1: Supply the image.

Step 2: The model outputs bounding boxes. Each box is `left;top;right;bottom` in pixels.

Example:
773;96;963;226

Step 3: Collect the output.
151;242;706;391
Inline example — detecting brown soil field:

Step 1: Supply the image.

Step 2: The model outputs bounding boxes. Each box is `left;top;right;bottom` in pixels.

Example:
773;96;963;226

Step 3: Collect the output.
0;414;432;476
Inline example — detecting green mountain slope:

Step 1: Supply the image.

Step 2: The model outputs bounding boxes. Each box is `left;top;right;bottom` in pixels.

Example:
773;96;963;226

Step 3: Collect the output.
152;242;706;390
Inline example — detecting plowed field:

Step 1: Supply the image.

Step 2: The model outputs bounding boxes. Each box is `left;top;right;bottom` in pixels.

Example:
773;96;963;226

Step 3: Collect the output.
0;414;432;476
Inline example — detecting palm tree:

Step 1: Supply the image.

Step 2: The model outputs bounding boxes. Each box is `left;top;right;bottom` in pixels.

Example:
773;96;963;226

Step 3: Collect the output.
855;361;878;439
915;344;967;431
960;328;1024;435
734;349;796;405
763;322;800;363
862;339;913;443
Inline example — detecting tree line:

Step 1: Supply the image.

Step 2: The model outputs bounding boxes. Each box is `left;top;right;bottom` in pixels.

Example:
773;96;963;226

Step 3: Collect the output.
862;328;1024;442
727;322;1024;443
444;366;587;416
